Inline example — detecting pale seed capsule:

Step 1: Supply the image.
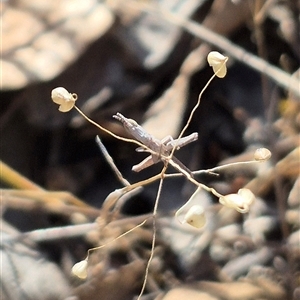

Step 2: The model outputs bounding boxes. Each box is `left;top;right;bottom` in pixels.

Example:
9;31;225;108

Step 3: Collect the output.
51;87;78;112
183;205;206;228
207;51;228;78
219;188;255;213
254;148;272;161
238;188;255;206
72;259;88;279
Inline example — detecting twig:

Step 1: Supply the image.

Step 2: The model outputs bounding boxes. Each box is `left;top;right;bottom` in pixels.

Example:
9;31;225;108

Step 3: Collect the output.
87;219;148;256
137;169;166;300
4;223;98;243
2;214;152;243
74;106;157;157
0;160;42;190
95;135;130;186
0;161;95;214
1;190;100;218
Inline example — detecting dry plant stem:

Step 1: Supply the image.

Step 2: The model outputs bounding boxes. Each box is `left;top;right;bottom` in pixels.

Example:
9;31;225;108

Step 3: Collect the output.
4;222;99;243
124;174;162;191
74;106;156;156
129;250;161;294
101;175;161;221
168;160;223;199
0;160;42;190
138;170;166;300
71;87;113;127
87;219;148;257
95;135;130;186
106;214;153;228
72;48;225;299
158;159;264;178
119;63;227;299
5;215;151;243
124;1;300;98
111;187;143;219
161;64;226;200
2;189;92;208
205;160;263;174
0;161;93;210
177;72;217;141
167;60;225;161
1;190;100;218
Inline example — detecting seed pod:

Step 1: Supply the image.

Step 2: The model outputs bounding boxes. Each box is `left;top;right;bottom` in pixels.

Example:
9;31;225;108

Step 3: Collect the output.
183;205;206;228
219;188;255;213
254;148;272;161
51;87;77;112
72;259;88;279
207;51;228;78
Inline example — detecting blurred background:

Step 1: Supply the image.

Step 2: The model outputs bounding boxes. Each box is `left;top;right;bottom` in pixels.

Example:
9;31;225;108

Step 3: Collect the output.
1;0;299;299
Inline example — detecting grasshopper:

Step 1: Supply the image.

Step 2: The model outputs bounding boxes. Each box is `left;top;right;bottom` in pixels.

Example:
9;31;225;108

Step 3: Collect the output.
113;113;198;174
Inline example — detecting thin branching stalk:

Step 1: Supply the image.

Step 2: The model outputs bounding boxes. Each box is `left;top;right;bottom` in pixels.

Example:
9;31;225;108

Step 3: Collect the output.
162;159;262;178
75;106;157;157
95;135;130;186
137;168;166;300
51;44;269;298
167;59;226;162
87;219;148;257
